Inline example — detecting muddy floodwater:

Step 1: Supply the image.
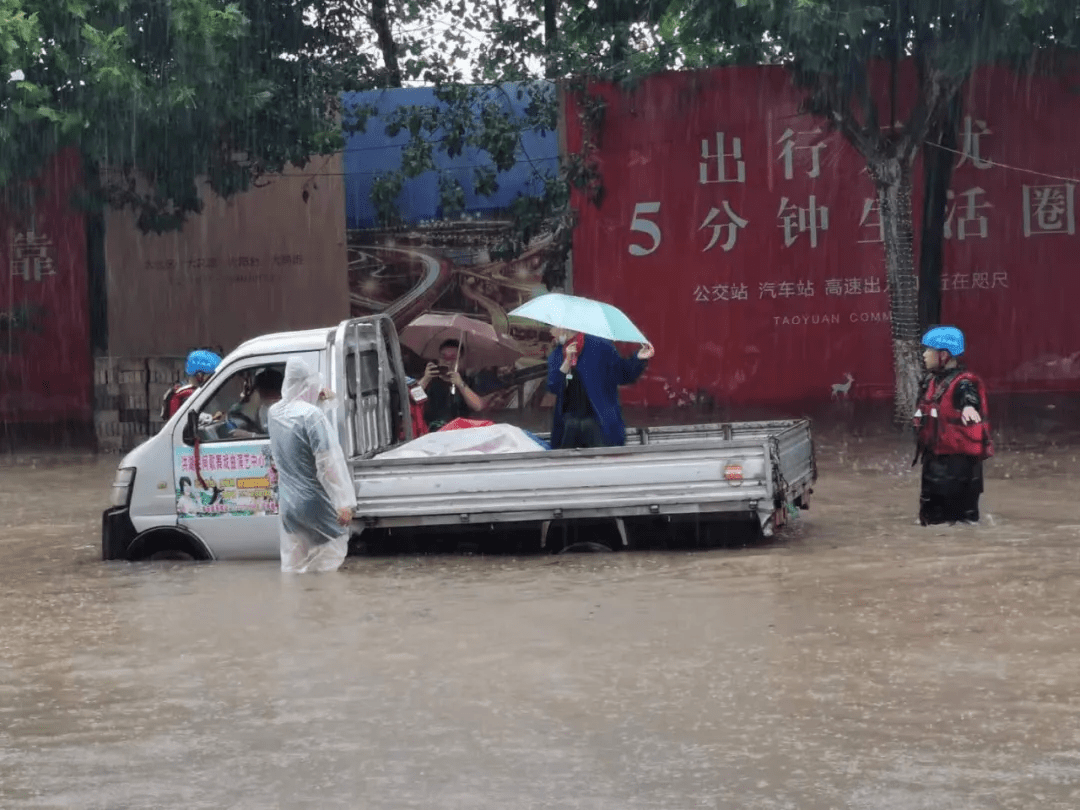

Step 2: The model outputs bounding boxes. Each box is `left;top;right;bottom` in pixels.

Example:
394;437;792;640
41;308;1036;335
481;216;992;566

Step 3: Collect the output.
2;432;1080;809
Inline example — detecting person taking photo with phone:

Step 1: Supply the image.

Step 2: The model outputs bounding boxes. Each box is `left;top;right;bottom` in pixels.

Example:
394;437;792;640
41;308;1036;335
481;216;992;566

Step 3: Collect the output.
419;339;486;431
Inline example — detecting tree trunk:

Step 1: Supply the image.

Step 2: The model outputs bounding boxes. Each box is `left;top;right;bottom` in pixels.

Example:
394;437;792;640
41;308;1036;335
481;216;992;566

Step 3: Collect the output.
544;0;558;79
869;156;922;425
370;0;403;88
83;154;109;356
917;94;961;330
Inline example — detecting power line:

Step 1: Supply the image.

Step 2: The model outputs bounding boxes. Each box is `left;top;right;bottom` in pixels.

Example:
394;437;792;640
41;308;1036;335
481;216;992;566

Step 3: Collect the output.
927;141;1080;185
338;138;558;155
252;168;556;180
254;156;558;180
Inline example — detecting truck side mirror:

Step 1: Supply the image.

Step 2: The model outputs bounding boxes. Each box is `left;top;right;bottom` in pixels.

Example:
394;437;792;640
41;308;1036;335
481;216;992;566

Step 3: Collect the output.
182;410;197;446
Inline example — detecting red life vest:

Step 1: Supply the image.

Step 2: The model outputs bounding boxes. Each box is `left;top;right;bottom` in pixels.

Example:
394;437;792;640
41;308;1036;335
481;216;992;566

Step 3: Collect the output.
161;383;196;420
914;370;994;459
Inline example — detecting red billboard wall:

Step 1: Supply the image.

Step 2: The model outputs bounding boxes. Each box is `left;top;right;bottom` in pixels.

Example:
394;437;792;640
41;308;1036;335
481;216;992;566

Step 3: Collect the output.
0;149;92;424
565;64;1080;407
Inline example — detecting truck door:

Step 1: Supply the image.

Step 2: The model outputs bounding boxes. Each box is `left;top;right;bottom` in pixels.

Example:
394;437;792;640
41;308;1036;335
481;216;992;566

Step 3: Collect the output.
328;314;412;459
170;351;319;560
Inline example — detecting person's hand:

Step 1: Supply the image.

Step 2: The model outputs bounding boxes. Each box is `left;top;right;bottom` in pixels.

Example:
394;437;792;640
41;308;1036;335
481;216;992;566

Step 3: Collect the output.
421;362;439;386
637;342;655;360
560;341;578;374
448;370;465;388
337;507;352;527
961;406;981;425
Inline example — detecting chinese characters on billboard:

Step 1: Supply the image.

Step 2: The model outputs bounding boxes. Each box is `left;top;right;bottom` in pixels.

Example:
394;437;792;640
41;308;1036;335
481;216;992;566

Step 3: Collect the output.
566;65;1080;406
0;149;92;423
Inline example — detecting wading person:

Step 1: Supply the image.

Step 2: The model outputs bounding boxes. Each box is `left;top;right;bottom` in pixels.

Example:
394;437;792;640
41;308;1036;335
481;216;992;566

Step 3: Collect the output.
268;357;356;573
913;326;994;525
546;328;654;449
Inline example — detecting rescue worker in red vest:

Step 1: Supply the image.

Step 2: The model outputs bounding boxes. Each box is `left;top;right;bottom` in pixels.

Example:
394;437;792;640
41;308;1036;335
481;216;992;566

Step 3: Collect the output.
913;326;994;525
160;349;222;420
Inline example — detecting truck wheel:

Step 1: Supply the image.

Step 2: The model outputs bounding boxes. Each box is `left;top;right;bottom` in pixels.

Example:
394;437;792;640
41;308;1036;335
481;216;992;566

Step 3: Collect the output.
127;528;211;562
558;541;613;554
147;548;196;562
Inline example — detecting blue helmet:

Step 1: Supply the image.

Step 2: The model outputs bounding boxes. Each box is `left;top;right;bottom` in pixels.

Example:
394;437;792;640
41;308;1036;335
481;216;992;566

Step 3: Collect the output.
186;349;221;376
922;326;964;356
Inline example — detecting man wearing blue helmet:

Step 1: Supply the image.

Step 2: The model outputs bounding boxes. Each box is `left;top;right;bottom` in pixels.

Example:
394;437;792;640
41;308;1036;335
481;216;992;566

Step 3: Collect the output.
160;349;223;420
913;326;994;525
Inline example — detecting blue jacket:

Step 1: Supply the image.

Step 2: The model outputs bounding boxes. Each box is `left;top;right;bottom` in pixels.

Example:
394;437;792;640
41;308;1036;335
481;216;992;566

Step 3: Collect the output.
546;334;648;448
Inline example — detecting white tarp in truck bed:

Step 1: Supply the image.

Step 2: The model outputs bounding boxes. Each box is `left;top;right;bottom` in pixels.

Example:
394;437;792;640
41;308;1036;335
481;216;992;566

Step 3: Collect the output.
375;424;550;459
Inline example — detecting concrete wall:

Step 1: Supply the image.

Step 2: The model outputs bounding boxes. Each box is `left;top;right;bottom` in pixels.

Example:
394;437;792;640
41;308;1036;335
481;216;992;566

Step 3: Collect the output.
96;155;350;451
104;156;349;358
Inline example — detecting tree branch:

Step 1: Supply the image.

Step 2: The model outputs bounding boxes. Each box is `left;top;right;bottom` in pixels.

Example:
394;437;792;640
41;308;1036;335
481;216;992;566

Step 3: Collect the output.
368;0;403;87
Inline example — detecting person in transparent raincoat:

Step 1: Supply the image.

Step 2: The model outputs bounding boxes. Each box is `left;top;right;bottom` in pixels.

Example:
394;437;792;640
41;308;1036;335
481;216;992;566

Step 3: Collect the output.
268;356;357;573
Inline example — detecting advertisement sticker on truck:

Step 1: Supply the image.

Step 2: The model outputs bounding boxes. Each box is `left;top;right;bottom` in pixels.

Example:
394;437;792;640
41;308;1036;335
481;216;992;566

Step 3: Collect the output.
174;446;279;518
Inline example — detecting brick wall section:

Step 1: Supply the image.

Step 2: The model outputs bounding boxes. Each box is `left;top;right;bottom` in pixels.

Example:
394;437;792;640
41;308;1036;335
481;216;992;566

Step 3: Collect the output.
94;356;186;452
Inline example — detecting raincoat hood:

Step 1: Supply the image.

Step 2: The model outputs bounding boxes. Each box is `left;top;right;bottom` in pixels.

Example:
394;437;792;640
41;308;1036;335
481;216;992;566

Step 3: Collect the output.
281;356;323;406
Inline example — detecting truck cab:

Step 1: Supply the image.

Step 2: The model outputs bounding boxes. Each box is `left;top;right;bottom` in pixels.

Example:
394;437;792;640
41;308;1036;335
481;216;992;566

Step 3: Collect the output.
102;315;405;561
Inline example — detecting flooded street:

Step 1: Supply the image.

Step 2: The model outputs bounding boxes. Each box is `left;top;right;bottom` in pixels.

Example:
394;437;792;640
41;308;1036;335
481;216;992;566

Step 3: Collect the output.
2;434;1080;809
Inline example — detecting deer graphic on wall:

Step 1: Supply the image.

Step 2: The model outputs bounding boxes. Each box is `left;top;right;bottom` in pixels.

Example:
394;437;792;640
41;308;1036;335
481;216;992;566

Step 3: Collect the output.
830;373;855;400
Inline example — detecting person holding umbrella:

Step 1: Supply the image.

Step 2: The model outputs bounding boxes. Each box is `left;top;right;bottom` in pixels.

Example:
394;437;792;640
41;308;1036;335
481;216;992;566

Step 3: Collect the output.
399;313;527;432
510;293;655;450
419;338;487;431
547;329;654;449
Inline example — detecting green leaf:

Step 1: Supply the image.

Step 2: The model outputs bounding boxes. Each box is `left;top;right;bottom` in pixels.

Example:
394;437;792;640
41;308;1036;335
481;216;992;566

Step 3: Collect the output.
438;173;466;217
473;165;499;197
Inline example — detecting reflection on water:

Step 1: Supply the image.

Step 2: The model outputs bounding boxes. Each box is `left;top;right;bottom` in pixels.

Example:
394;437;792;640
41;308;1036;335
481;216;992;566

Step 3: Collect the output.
2;445;1080;809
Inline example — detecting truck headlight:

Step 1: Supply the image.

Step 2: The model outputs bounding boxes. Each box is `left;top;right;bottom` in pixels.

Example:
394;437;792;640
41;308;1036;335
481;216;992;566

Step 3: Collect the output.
109;467;136;508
